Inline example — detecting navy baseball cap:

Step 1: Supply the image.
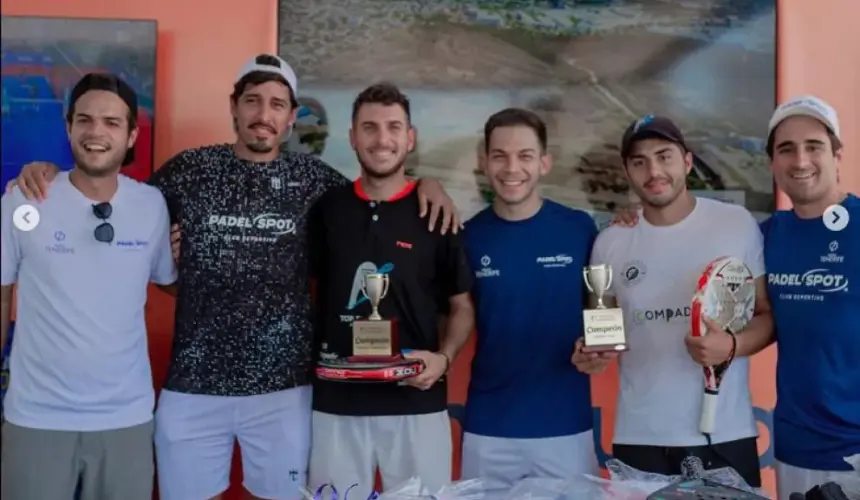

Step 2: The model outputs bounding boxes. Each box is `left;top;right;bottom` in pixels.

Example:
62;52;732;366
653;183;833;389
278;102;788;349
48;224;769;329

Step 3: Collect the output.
620;115;688;160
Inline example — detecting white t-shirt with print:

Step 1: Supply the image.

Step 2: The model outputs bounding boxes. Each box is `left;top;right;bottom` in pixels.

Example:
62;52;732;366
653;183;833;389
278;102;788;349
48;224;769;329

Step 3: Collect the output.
590;197;764;447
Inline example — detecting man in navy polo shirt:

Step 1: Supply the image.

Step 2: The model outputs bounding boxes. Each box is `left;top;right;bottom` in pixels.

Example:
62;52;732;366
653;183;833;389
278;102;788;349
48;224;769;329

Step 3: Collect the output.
760;96;860;499
459;108;603;497
308;83;475;498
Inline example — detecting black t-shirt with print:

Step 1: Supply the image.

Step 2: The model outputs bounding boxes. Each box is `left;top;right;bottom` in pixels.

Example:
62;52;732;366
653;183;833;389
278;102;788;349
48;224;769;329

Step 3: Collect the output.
147;144;349;396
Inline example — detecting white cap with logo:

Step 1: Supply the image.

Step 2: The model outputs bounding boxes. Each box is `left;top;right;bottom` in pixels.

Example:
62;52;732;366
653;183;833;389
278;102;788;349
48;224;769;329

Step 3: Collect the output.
767;95;840;140
237;54;298;96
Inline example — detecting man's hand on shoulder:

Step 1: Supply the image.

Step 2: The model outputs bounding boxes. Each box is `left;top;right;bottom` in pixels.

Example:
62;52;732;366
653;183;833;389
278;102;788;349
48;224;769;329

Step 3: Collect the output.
170;224;181;263
609;203;641;228
416;178;462;235
5;161;61;202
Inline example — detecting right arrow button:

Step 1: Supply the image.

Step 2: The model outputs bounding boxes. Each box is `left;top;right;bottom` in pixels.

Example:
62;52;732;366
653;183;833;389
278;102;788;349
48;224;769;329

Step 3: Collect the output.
823;204;849;232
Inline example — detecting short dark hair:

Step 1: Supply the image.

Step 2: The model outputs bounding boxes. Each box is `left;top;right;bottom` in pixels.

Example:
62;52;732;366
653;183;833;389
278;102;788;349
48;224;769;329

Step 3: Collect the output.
483;108;547;153
765;130;842;158
231;56;298;109
351;83;411;123
66;73;138;130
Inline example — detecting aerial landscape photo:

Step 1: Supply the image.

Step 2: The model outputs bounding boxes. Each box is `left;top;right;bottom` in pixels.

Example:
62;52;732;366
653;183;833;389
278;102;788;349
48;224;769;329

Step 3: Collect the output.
279;0;776;223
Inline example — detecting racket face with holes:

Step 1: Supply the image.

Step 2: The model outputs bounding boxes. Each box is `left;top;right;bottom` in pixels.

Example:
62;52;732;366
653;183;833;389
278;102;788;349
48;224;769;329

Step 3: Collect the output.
691;256;756;391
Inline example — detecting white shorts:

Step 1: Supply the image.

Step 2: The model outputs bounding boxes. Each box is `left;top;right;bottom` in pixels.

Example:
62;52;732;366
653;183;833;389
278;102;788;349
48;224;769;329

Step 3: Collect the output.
775;460;859;500
461;430;599;500
154;386;312;500
308;411;452;500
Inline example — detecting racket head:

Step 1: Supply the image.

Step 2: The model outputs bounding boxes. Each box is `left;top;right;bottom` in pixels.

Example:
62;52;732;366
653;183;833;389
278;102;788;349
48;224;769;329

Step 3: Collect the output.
691;256;756;394
315;358;424;383
691;256;756;339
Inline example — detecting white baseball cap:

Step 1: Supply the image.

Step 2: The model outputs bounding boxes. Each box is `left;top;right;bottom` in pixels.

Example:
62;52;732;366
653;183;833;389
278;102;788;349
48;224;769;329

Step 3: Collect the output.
767;95;840;140
237;54;298;96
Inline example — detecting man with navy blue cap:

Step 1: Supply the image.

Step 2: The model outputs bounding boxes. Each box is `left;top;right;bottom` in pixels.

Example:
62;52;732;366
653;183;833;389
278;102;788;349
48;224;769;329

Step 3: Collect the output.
584;114;774;488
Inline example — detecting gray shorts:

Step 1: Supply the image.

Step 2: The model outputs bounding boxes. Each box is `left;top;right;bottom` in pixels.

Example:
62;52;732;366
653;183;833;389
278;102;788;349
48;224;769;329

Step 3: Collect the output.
1;420;154;500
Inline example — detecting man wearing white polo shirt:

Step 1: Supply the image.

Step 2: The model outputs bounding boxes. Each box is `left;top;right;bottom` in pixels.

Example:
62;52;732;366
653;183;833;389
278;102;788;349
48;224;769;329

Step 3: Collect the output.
0;73;176;500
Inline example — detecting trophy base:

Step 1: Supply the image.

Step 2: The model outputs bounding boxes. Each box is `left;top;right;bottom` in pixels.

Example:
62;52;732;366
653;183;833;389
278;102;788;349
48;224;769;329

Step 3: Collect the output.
316;357;424;383
582;342;628;353
583;307;627;353
347;354;403;363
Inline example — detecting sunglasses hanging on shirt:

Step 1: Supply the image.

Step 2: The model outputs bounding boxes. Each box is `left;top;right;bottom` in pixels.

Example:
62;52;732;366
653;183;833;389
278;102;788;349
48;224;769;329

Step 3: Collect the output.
92;202;114;244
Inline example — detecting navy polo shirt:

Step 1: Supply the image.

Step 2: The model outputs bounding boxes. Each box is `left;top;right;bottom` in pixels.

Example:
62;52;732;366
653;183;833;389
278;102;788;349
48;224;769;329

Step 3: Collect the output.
463;201;598;438
309;180;473;416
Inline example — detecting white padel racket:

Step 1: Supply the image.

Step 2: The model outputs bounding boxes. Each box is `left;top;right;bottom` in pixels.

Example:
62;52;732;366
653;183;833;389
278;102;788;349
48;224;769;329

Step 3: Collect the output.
690;256;756;436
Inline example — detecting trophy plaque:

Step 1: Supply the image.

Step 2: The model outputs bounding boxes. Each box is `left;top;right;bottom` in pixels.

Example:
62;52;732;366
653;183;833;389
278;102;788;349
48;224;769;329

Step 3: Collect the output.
349;273;399;362
582;264;628;352
316;272;424;383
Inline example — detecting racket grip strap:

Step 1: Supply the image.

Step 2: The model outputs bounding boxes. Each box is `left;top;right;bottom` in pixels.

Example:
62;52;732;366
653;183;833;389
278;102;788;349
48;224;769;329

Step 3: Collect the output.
700;390;719;435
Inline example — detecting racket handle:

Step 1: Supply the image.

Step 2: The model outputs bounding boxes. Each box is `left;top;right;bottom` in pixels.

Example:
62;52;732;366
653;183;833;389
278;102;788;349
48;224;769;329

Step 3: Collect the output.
700;390;719;435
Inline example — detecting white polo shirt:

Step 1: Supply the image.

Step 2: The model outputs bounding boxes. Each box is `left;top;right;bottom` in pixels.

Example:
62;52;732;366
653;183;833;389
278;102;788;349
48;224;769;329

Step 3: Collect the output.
590;197;764;447
0;172;176;431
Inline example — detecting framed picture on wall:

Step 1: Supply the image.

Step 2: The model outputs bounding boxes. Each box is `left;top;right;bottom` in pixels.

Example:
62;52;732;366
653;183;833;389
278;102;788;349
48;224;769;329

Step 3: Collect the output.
277;0;776;225
0;15;157;188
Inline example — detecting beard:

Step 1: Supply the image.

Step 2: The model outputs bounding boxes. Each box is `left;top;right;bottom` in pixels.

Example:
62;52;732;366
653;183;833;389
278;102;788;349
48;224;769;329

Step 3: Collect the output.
358;156;406;179
635;176;685;208
246;138;275;154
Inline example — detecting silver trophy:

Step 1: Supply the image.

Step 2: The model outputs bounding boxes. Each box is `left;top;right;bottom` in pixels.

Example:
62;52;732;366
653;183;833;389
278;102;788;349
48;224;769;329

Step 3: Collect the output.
582;264;627;351
360;273;389;321
583;264;613;309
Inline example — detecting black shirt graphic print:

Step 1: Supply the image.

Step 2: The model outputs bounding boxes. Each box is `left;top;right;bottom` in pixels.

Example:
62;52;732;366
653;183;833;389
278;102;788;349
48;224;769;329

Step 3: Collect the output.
147;144;349;396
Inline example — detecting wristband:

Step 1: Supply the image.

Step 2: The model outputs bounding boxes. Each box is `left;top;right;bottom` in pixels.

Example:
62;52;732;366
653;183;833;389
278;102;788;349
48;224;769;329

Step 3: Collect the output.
437;351;451;372
725;332;737;365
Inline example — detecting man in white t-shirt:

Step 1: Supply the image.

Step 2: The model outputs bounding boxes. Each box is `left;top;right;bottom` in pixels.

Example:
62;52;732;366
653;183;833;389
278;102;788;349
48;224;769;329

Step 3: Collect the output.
572;115;774;488
0;73;176;500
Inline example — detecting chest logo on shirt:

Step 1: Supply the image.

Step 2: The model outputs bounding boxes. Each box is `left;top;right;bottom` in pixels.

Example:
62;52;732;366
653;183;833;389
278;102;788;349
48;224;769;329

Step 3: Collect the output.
475;255;500;279
821;240;844;264
206;213;297;243
116;239;149;250
535;254;573;269
45;230;75;255
620;259;648;287
346;261;394;310
768;269;848;296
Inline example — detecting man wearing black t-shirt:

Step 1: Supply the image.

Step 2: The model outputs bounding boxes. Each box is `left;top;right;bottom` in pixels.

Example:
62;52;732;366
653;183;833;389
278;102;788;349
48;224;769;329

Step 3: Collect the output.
308;84;475;497
9;58;459;500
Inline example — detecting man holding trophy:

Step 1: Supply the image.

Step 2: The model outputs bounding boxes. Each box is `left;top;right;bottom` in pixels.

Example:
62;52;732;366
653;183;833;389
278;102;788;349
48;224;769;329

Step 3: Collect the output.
579;115;774;487
308;84;475;497
458;108;604;496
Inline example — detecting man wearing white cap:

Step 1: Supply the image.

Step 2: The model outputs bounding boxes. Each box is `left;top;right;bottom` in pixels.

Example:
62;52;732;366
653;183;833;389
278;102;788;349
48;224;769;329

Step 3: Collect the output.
8;54;460;500
760;95;860;499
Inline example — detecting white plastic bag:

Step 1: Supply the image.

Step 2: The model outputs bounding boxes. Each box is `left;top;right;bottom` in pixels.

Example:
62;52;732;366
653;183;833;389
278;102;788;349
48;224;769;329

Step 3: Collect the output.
434;478;485;500
837;454;859;500
375;477;485;500
503;458;768;500
504;475;667;500
377;477;432;500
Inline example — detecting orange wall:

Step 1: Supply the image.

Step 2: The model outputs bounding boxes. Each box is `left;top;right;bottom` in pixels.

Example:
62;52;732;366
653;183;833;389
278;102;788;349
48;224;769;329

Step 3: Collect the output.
2;1;858;500
776;0;859;207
